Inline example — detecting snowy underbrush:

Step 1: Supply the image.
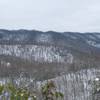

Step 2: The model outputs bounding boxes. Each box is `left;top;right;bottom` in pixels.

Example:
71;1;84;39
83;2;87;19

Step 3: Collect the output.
0;68;99;100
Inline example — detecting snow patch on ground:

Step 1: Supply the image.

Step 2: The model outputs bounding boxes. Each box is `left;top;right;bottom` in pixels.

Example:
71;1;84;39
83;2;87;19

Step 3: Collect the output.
70;36;77;39
87;40;100;48
36;34;52;43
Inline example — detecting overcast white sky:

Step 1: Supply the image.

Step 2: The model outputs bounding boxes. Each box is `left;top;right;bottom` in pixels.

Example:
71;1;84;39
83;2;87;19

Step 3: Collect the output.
0;0;100;32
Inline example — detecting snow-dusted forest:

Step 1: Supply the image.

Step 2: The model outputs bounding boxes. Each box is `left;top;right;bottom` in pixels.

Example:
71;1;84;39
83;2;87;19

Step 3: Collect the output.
0;45;73;63
0;68;99;100
0;30;100;100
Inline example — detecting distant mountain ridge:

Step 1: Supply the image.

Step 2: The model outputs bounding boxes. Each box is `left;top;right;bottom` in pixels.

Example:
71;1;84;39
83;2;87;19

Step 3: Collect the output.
0;29;100;46
0;29;100;55
0;29;100;80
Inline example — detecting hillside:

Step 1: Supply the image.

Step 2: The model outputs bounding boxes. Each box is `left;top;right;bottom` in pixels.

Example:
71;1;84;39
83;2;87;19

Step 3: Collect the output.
0;29;100;80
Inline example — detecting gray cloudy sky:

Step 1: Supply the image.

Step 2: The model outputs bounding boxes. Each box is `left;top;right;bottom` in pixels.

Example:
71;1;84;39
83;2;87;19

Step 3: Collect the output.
0;0;100;32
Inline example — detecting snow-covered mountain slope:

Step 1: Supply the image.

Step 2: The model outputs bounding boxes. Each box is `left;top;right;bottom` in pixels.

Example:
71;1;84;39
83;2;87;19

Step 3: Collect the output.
0;30;100;79
0;30;100;57
0;45;73;63
0;30;100;50
36;68;99;100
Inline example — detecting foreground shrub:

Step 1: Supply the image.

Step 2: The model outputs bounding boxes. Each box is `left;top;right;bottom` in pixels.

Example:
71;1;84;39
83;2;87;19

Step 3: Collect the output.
41;81;64;100
0;82;37;100
0;80;64;100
